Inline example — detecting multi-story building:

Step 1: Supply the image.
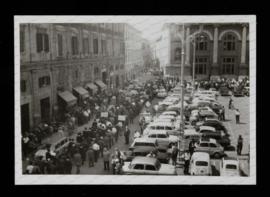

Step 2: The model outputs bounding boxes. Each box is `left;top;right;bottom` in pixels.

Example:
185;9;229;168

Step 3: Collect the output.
155;23;249;80
141;39;154;71
124;24;144;80
20;23;125;133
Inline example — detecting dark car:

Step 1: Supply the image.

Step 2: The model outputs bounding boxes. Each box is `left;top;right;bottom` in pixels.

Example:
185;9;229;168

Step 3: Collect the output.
219;86;231;96
233;88;244;97
123;146;171;164
196;119;228;134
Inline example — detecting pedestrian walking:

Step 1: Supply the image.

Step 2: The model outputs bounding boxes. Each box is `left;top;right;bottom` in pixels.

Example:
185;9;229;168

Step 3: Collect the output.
188;139;196;156
86;147;95;167
183;150;191;175
103;147;111;171
124;126;130;145
229;97;233;109
171;143;179;166
73;151;82;174
92;142;100;162
98;137;105;158
221;106;225;121
235;109;240;124
237;135;243;155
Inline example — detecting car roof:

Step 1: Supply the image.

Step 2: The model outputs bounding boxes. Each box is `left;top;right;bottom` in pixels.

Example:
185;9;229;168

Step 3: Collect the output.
148;121;175;126
148;130;168;135
131;156;157;165
199;126;216;131
134;138;157;143
191;152;210;160
184;129;200;135
162;111;177;115
200;138;217;144
133;146;155;153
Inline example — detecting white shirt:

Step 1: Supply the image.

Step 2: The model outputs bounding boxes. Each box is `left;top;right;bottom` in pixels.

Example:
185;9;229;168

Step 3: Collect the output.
112;127;117;134
26;165;34;173
23;137;29;143
235;110;240;115
92;143;100;151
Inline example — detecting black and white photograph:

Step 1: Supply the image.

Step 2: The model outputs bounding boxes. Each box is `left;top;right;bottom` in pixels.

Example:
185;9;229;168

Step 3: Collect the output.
14;15;256;185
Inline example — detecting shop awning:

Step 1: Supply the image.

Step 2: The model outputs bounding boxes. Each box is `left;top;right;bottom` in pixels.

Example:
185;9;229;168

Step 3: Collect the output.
73;86;89;99
95;80;107;89
58;91;77;106
86;83;98;92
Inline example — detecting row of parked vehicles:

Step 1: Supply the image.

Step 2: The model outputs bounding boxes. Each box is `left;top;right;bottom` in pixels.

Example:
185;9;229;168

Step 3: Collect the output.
121;84;242;176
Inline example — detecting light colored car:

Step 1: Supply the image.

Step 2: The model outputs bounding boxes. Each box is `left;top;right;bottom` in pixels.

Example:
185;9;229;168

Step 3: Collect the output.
195;138;224;159
157;89;168;98
35;137;72;160
220;157;240;176
189;152;212;176
143;121;180;136
139;112;153;124
143;130;179;147
129;138;159;151
162;111;179;118
122;156;177;175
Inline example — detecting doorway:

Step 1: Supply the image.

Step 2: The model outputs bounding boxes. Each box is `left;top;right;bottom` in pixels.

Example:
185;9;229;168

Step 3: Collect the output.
102;71;107;84
21;104;30;134
40;97;50;123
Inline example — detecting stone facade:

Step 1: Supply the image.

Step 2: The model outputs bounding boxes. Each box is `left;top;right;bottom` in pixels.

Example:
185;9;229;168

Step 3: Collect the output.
20;23;125;129
155;23;249;80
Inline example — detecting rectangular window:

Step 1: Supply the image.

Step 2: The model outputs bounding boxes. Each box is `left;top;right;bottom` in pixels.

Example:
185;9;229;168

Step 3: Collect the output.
36;32;49;53
21;80;26;92
20;29;25;52
57;34;63;56
222;57;235;74
195;57;207;74
83;38;89;54
101;40;106;55
93;38;98;54
39;76;51;88
71;36;78;55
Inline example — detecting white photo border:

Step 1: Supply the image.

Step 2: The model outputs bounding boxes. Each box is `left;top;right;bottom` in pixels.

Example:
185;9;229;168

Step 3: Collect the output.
14;15;256;185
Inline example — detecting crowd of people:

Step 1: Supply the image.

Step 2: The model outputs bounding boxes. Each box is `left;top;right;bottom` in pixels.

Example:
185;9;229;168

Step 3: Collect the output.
24;79;158;174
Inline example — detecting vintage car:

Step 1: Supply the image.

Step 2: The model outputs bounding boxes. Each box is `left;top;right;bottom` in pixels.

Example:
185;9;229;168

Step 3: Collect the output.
195;138;224;159
219;86;231;96
196;118;228;134
157;89;168;98
189;152;212;176
123;146;171;164
143;130;179;147
122;156;177;175
129;138;159;151
220;157;241;176
139;112;153;124
143;121;180;136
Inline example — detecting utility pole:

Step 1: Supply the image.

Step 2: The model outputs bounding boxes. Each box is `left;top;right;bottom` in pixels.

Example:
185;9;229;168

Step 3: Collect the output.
180;24;185;135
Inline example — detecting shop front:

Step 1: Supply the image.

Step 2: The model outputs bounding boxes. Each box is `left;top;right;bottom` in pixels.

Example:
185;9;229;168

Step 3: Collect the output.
57;91;77;121
72;86;89;105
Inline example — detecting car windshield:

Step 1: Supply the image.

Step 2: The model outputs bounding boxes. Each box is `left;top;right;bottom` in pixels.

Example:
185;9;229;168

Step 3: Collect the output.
134;142;155;147
195;161;208;166
226;164;237;169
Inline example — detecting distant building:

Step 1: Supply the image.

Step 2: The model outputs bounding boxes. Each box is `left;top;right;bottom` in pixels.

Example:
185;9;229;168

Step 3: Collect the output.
124;24;144;80
155;23;249;80
20;23;125;132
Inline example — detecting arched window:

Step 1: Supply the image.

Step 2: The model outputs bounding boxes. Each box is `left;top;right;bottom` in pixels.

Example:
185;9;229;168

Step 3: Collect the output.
175;47;181;61
223;33;236;51
196;35;208;51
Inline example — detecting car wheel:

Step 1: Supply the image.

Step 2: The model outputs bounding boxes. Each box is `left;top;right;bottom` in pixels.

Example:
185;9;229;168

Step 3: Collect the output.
213;153;221;159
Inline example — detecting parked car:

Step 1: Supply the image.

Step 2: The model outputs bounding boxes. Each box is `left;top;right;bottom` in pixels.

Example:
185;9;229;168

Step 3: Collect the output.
157;89;168;98
143;121;180;136
123;146;171;164
122;156;177;175
196;118;228;134
189;152;212;176
139;112;153;124
233;88;244;97
219;86;231;96
129;138;159;151
220;157;240;176
143;130;179;147
195;138;224;159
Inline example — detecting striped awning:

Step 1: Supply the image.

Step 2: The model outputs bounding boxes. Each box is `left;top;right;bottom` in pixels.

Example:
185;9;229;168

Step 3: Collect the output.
58;91;77;106
95;80;107;89
73;86;89;99
86;83;98;92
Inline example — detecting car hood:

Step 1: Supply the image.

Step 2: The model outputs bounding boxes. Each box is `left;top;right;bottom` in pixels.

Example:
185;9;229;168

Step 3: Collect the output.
159;164;177;175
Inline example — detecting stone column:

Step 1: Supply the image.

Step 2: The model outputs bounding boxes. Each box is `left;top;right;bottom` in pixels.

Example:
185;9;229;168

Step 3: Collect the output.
241;25;247;64
212;25;219;76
